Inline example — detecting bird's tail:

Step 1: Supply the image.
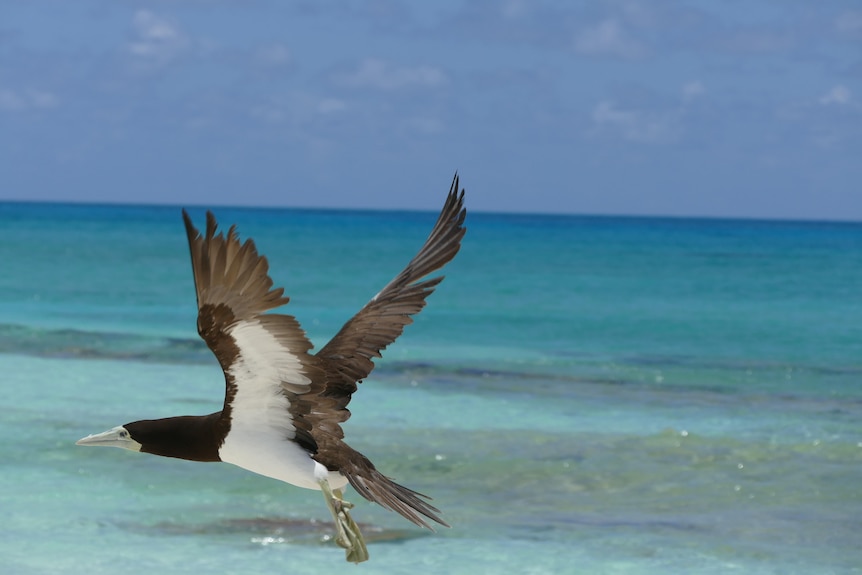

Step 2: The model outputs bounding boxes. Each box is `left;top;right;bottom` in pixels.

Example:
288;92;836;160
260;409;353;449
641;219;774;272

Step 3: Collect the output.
322;444;449;530
346;466;449;530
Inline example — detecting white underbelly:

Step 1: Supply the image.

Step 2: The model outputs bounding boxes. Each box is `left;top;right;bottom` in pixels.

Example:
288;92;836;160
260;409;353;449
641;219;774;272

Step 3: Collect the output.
219;427;348;491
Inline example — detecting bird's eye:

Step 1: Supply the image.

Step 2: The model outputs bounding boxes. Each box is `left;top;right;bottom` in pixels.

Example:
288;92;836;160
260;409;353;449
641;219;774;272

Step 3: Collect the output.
119;430;128;438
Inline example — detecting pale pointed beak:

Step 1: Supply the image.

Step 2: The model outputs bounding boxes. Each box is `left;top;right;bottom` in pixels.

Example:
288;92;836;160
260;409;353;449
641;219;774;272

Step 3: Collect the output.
76;426;141;451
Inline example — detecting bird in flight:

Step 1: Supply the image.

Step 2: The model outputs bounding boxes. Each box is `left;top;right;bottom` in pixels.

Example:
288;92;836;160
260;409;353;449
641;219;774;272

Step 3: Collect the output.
77;174;467;563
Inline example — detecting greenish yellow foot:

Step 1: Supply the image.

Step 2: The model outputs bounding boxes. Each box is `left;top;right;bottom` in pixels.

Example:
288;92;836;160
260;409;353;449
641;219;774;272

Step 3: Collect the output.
319;480;369;563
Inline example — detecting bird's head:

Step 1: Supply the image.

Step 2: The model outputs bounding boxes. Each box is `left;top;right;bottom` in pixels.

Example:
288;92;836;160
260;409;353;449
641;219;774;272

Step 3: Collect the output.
76;424;142;452
75;416;222;461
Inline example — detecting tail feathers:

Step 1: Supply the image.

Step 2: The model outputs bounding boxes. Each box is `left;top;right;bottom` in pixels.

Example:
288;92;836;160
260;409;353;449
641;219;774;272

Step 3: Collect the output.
344;467;449;531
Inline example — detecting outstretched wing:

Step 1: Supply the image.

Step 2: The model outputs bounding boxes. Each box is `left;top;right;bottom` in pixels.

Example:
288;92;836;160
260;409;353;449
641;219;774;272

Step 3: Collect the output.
308;174;466;530
182;210;323;452
315;173;467;404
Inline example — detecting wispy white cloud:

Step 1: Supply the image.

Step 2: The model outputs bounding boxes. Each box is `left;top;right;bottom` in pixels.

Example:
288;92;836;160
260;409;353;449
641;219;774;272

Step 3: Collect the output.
251;92;347;125
591;100;680;144
682;81;706;101
128;10;187;62
836;11;862;34
403;115;444;135
501;0;528;20
256;43;291;67
0;88;57;111
820;85;851;106
0;89;23;110
721;29;791;54
317;97;346;114
575;18;643;58
775;84;860;150
336;58;447;90
590;81;706;144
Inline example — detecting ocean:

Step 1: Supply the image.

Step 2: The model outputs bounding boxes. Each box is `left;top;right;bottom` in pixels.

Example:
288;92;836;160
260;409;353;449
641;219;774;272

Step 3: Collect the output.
0;201;860;574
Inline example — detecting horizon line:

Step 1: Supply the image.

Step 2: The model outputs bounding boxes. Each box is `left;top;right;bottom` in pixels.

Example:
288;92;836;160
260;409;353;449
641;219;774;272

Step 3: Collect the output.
1;197;860;227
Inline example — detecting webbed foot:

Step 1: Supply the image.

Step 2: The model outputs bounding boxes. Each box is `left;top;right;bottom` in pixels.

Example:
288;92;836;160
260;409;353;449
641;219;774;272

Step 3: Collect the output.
319;479;369;563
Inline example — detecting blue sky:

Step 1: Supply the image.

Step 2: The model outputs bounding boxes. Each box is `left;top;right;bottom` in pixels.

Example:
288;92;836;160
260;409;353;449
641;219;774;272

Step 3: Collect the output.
1;1;861;220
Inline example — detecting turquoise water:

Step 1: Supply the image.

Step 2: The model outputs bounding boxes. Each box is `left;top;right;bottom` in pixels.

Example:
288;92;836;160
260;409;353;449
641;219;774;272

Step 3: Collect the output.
0;202;860;574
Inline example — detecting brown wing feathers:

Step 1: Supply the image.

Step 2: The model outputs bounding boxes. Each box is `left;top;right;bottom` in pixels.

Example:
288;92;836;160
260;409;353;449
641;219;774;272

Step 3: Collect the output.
183;211;289;318
310;174;465;531
316;174;467;393
182;210;320;451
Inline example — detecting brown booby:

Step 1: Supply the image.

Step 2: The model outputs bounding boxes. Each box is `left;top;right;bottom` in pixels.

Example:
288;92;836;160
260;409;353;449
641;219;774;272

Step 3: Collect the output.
76;174;466;563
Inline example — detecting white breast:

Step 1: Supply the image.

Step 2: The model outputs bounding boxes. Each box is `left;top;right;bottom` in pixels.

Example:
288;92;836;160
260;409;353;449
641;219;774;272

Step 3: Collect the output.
219;425;347;491
218;318;348;491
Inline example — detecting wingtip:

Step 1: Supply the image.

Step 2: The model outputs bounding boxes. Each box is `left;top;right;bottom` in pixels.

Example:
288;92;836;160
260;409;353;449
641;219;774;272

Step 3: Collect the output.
205;211;219;239
449;171;466;213
182;209;199;239
447;173;467;231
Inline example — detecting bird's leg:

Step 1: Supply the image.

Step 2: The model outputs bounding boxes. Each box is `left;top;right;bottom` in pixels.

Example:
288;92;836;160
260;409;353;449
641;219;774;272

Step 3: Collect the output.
318;478;369;564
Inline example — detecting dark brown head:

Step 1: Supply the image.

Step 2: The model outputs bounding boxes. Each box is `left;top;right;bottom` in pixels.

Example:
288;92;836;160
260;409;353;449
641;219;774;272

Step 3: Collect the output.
76;413;224;462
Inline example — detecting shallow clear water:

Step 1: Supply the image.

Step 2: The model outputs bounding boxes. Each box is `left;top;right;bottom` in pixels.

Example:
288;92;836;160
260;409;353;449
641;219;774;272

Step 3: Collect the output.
0;202;860;574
